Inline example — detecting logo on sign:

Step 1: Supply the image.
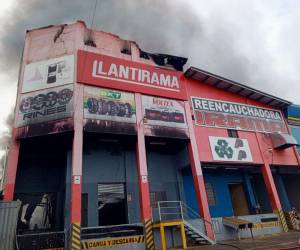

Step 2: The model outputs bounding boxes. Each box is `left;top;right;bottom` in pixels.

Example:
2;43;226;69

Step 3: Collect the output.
92;60;180;91
209;136;253;162
214;139;248;161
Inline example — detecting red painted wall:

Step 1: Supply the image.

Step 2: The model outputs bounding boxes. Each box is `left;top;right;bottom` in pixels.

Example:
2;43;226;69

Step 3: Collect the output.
185;78;299;166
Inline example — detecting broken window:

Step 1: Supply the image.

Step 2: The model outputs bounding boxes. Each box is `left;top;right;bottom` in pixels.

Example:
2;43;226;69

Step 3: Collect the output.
84;30;96;47
228;129;239;138
16;193;56;233
121;41;131;55
97;183;127;226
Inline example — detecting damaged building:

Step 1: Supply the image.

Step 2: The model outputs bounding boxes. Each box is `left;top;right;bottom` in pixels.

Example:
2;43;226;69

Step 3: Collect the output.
2;21;300;250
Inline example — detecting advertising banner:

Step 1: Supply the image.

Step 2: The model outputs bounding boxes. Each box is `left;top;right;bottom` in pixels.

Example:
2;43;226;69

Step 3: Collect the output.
191;97;287;134
209;136;253;162
22;54;74;93
77;50;186;100
17;84;73;128
142;95;189;138
83;86;136;134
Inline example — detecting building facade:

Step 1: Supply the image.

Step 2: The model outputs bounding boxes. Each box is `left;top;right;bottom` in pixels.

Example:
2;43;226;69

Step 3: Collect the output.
3;21;300;249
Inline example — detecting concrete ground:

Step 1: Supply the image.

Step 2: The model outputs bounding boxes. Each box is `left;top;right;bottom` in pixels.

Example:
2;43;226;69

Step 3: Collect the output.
177;231;300;250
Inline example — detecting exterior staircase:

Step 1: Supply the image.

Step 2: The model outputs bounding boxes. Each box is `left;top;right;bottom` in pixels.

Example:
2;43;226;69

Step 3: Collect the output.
184;220;215;245
157;201;216;245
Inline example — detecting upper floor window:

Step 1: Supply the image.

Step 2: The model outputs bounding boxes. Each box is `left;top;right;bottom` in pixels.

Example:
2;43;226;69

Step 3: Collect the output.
228;129;239;138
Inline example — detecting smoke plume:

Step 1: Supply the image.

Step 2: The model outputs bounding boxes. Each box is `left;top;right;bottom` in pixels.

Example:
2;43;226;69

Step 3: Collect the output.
0;0;299;143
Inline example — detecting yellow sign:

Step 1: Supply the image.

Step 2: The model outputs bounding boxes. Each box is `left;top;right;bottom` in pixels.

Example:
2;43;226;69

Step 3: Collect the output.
82;235;144;249
253;221;279;229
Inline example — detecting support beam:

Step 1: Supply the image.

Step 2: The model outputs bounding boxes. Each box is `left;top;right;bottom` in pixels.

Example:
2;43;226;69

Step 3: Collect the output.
135;93;151;220
261;163;282;211
255;132;288;232
3;129;20;201
184;101;215;240
70;84;84;224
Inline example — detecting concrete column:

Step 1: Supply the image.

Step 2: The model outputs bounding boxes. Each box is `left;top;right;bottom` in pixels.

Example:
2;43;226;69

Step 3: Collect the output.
3;129;20;201
184;101;214;240
135;93;151;220
70;83;84;224
261;163;282;212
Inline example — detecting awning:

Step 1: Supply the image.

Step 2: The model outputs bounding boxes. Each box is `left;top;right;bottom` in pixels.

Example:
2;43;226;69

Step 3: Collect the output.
270;132;299;149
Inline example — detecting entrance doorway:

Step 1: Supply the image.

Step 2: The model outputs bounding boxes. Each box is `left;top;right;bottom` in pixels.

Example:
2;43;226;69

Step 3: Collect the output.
97;183;128;226
228;183;249;216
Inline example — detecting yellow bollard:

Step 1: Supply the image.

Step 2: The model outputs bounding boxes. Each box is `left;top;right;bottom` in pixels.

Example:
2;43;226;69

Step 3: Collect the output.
160;224;166;250
180;222;187;249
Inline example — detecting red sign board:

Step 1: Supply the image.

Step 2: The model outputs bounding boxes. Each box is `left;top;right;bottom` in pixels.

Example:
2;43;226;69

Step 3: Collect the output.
77;50;187;100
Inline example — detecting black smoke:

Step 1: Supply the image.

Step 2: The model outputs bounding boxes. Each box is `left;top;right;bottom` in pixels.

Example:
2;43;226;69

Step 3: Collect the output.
0;0;299;140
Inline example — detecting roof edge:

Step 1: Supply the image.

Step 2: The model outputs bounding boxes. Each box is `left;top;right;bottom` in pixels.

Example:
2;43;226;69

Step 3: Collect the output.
185;66;291;109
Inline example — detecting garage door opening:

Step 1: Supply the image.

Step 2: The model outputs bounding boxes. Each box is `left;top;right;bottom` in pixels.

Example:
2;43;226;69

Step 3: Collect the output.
228;183;250;216
97;183;128;226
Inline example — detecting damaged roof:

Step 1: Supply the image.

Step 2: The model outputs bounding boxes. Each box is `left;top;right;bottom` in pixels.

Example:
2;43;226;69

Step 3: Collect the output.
185;67;291;109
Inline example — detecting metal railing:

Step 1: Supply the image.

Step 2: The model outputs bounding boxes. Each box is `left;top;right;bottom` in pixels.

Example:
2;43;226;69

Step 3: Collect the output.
157;201;216;241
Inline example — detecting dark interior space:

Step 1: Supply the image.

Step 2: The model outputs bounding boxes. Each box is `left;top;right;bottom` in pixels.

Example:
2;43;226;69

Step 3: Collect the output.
251;174;273;214
14;133;72;233
97;183;127;226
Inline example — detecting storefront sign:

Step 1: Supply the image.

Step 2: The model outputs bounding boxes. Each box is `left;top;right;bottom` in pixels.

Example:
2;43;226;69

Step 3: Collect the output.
77;50;186;100
81;235;144;249
16;85;73;128
209;136;253;162
83;86;136;134
22;54;74;93
192;97;287;133
142;95;189;138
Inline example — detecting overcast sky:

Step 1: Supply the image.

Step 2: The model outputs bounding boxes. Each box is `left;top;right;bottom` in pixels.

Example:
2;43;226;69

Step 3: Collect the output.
0;0;299;140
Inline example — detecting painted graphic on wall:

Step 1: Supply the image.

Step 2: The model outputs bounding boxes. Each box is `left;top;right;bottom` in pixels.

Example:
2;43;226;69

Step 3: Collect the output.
191;97;287;134
142;95;189;138
83;86;136;134
17;84;73;127
22;54;74;93
209;136;253;162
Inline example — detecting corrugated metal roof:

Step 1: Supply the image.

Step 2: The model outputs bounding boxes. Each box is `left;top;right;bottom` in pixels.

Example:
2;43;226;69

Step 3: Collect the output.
184;67;291;109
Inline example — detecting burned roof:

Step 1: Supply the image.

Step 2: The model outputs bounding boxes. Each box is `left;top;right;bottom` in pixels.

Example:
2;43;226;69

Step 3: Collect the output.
185;67;291;109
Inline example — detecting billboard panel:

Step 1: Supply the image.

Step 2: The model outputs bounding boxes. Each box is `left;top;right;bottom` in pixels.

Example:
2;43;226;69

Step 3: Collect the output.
142;95;188;138
191;97;287;134
83;86;136;134
209;136;253;162
22;54;74;93
16;85;73;128
77;50;186;100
